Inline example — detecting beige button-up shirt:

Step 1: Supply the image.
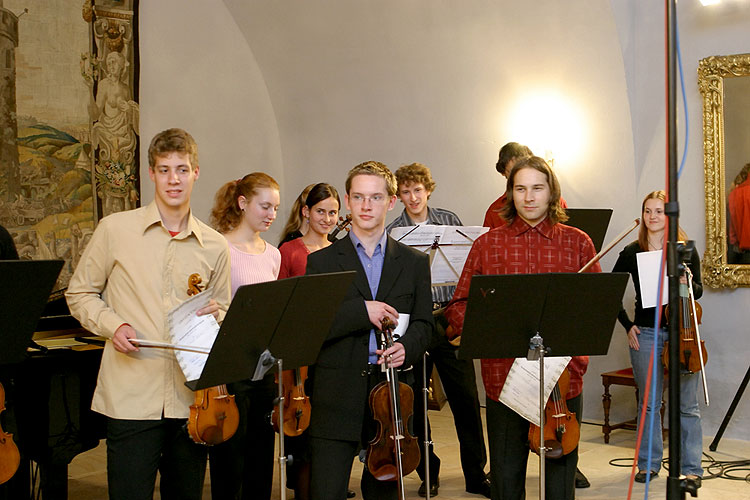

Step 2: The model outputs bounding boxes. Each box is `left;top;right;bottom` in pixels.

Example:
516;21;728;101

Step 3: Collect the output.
66;202;231;419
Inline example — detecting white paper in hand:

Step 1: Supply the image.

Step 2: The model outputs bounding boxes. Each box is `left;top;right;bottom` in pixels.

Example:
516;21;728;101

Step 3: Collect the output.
167;290;219;382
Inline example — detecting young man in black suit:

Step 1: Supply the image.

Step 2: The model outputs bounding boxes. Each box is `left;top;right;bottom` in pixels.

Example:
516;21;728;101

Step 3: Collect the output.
306;161;433;500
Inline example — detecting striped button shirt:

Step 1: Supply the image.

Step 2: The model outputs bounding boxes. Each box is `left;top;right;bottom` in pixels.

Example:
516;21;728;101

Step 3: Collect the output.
444;215;600;403
386;206;463;305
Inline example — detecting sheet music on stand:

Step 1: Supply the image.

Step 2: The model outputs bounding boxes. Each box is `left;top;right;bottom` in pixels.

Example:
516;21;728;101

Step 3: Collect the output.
499;356;570;426
390;225;489;285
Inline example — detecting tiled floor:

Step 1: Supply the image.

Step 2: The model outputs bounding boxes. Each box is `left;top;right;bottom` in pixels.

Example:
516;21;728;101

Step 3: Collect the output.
65;405;750;499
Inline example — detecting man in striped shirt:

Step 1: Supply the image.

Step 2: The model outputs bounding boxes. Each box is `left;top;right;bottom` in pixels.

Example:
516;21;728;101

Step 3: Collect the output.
386;163;490;498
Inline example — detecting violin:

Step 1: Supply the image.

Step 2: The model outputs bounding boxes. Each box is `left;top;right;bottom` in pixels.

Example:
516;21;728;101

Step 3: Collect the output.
271;366;311;437
0;382;20;485
528;367;580;459
329;214;352;240
187;385;240;445
366;319;420;499
663;268;708;374
184;278;239;446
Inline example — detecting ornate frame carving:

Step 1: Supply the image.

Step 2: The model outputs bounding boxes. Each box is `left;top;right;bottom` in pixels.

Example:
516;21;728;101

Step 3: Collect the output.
698;53;750;287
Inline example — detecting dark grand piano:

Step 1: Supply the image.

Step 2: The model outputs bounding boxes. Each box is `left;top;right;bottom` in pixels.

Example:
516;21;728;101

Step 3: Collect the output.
0;285;105;500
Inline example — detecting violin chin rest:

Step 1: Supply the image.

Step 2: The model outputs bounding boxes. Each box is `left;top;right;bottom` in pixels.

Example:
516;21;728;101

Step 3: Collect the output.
544;440;564;460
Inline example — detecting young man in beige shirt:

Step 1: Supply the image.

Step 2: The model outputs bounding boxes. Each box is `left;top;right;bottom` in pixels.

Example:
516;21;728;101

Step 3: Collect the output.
66;128;231;500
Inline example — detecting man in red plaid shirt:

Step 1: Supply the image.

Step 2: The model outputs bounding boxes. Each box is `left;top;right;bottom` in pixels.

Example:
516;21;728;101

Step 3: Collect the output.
445;156;600;500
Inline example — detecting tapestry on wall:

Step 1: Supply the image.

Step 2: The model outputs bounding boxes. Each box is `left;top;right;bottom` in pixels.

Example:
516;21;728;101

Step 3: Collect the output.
0;0;139;289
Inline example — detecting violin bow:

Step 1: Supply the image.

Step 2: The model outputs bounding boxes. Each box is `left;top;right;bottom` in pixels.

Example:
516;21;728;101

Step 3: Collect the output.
685;268;710;405
578;218;640;273
127;338;211;354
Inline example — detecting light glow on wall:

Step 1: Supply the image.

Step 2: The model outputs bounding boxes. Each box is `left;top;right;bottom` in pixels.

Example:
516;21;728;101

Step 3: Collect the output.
505;91;587;171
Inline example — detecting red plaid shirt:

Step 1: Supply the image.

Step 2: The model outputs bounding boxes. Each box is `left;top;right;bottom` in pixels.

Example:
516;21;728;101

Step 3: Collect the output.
445;216;600;403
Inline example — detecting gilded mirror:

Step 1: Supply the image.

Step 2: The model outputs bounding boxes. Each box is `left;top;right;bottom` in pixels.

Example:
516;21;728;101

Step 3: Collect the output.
699;53;750;287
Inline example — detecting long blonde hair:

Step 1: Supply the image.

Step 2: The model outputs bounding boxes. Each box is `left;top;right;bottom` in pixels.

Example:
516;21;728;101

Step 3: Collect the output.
637;190;688;251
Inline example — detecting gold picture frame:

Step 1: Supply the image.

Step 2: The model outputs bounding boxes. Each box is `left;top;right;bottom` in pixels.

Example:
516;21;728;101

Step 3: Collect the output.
698;53;750;287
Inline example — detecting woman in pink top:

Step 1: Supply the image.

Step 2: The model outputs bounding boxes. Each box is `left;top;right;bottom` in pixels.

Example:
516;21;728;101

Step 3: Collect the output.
277;183;339;500
208;172;281;500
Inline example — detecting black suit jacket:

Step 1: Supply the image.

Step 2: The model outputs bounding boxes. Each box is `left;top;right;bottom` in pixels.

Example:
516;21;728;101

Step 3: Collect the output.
305;233;433;442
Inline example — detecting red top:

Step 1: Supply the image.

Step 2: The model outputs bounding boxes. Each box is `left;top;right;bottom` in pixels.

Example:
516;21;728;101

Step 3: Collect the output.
483;194;568;229
445;216;599;402
729;179;750;249
279;237;310;279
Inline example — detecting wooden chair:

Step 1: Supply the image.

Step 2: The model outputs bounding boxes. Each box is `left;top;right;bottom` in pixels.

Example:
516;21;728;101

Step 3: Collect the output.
601;367;667;443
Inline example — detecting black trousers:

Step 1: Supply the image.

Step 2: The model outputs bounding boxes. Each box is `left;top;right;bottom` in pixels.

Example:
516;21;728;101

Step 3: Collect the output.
411;333;488;486
106;417;207;500
310;369;405;500
208;376;276;500
486;395;581;500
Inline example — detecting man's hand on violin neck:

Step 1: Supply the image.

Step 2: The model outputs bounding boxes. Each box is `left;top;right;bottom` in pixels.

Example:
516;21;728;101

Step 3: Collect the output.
365;300;399;330
376;342;406;368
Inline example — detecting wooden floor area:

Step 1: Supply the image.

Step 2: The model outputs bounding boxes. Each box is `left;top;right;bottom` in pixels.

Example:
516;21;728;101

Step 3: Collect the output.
63;405;750;499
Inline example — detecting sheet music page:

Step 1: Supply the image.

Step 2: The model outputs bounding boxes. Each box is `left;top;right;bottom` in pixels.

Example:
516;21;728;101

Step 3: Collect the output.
167;290;220;382
636;250;668;308
389;225;489;284
498;356;571;426
391;313;410;341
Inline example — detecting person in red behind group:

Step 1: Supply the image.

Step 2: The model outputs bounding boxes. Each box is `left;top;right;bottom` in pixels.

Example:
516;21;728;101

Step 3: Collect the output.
446;156;599;500
484;142;568;230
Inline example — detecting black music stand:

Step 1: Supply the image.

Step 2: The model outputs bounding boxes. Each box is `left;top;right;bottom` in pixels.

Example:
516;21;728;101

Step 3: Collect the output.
0;260;64;366
184;270;355;500
458;272;628;500
564;208;613;252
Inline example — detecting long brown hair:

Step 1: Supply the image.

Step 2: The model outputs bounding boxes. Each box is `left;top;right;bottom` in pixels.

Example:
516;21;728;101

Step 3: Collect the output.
279;184;315;245
210;172;280;233
499;156;567;225
637;190;688;251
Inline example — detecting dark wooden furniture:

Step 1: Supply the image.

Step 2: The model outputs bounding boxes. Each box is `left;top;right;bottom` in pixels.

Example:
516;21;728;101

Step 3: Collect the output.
601;367;666;443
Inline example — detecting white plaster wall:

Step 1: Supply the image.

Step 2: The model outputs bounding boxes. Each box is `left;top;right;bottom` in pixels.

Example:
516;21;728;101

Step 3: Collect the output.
138;0;283;223
138;0;750;441
223;0;638;427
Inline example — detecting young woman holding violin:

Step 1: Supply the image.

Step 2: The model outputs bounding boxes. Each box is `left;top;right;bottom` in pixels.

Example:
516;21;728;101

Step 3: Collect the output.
276;182;340;500
208;172;281;500
612;190;703;485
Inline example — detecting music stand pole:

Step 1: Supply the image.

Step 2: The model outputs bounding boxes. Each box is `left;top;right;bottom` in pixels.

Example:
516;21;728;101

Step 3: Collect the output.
422;352;431;499
528;333;547;500
276;357;288;500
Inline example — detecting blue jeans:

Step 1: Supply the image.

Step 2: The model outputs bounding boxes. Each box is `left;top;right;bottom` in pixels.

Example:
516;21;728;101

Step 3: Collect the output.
629;326;704;476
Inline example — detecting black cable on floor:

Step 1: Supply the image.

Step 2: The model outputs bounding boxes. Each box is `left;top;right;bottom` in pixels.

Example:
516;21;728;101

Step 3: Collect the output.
607;452;750;483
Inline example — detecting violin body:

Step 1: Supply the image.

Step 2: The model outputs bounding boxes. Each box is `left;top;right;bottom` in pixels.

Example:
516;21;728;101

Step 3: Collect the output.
365;319;421;499
187;385;240;446
0;383;20;485
366;379;420;480
664;289;708;373
271;367;311;437
528;368;580;459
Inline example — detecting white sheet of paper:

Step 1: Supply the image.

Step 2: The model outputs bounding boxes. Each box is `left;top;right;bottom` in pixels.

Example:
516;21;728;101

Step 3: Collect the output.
498;356;571;426
391;313;410;341
167;290;220;382
389;225;489;284
636;250;668;308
